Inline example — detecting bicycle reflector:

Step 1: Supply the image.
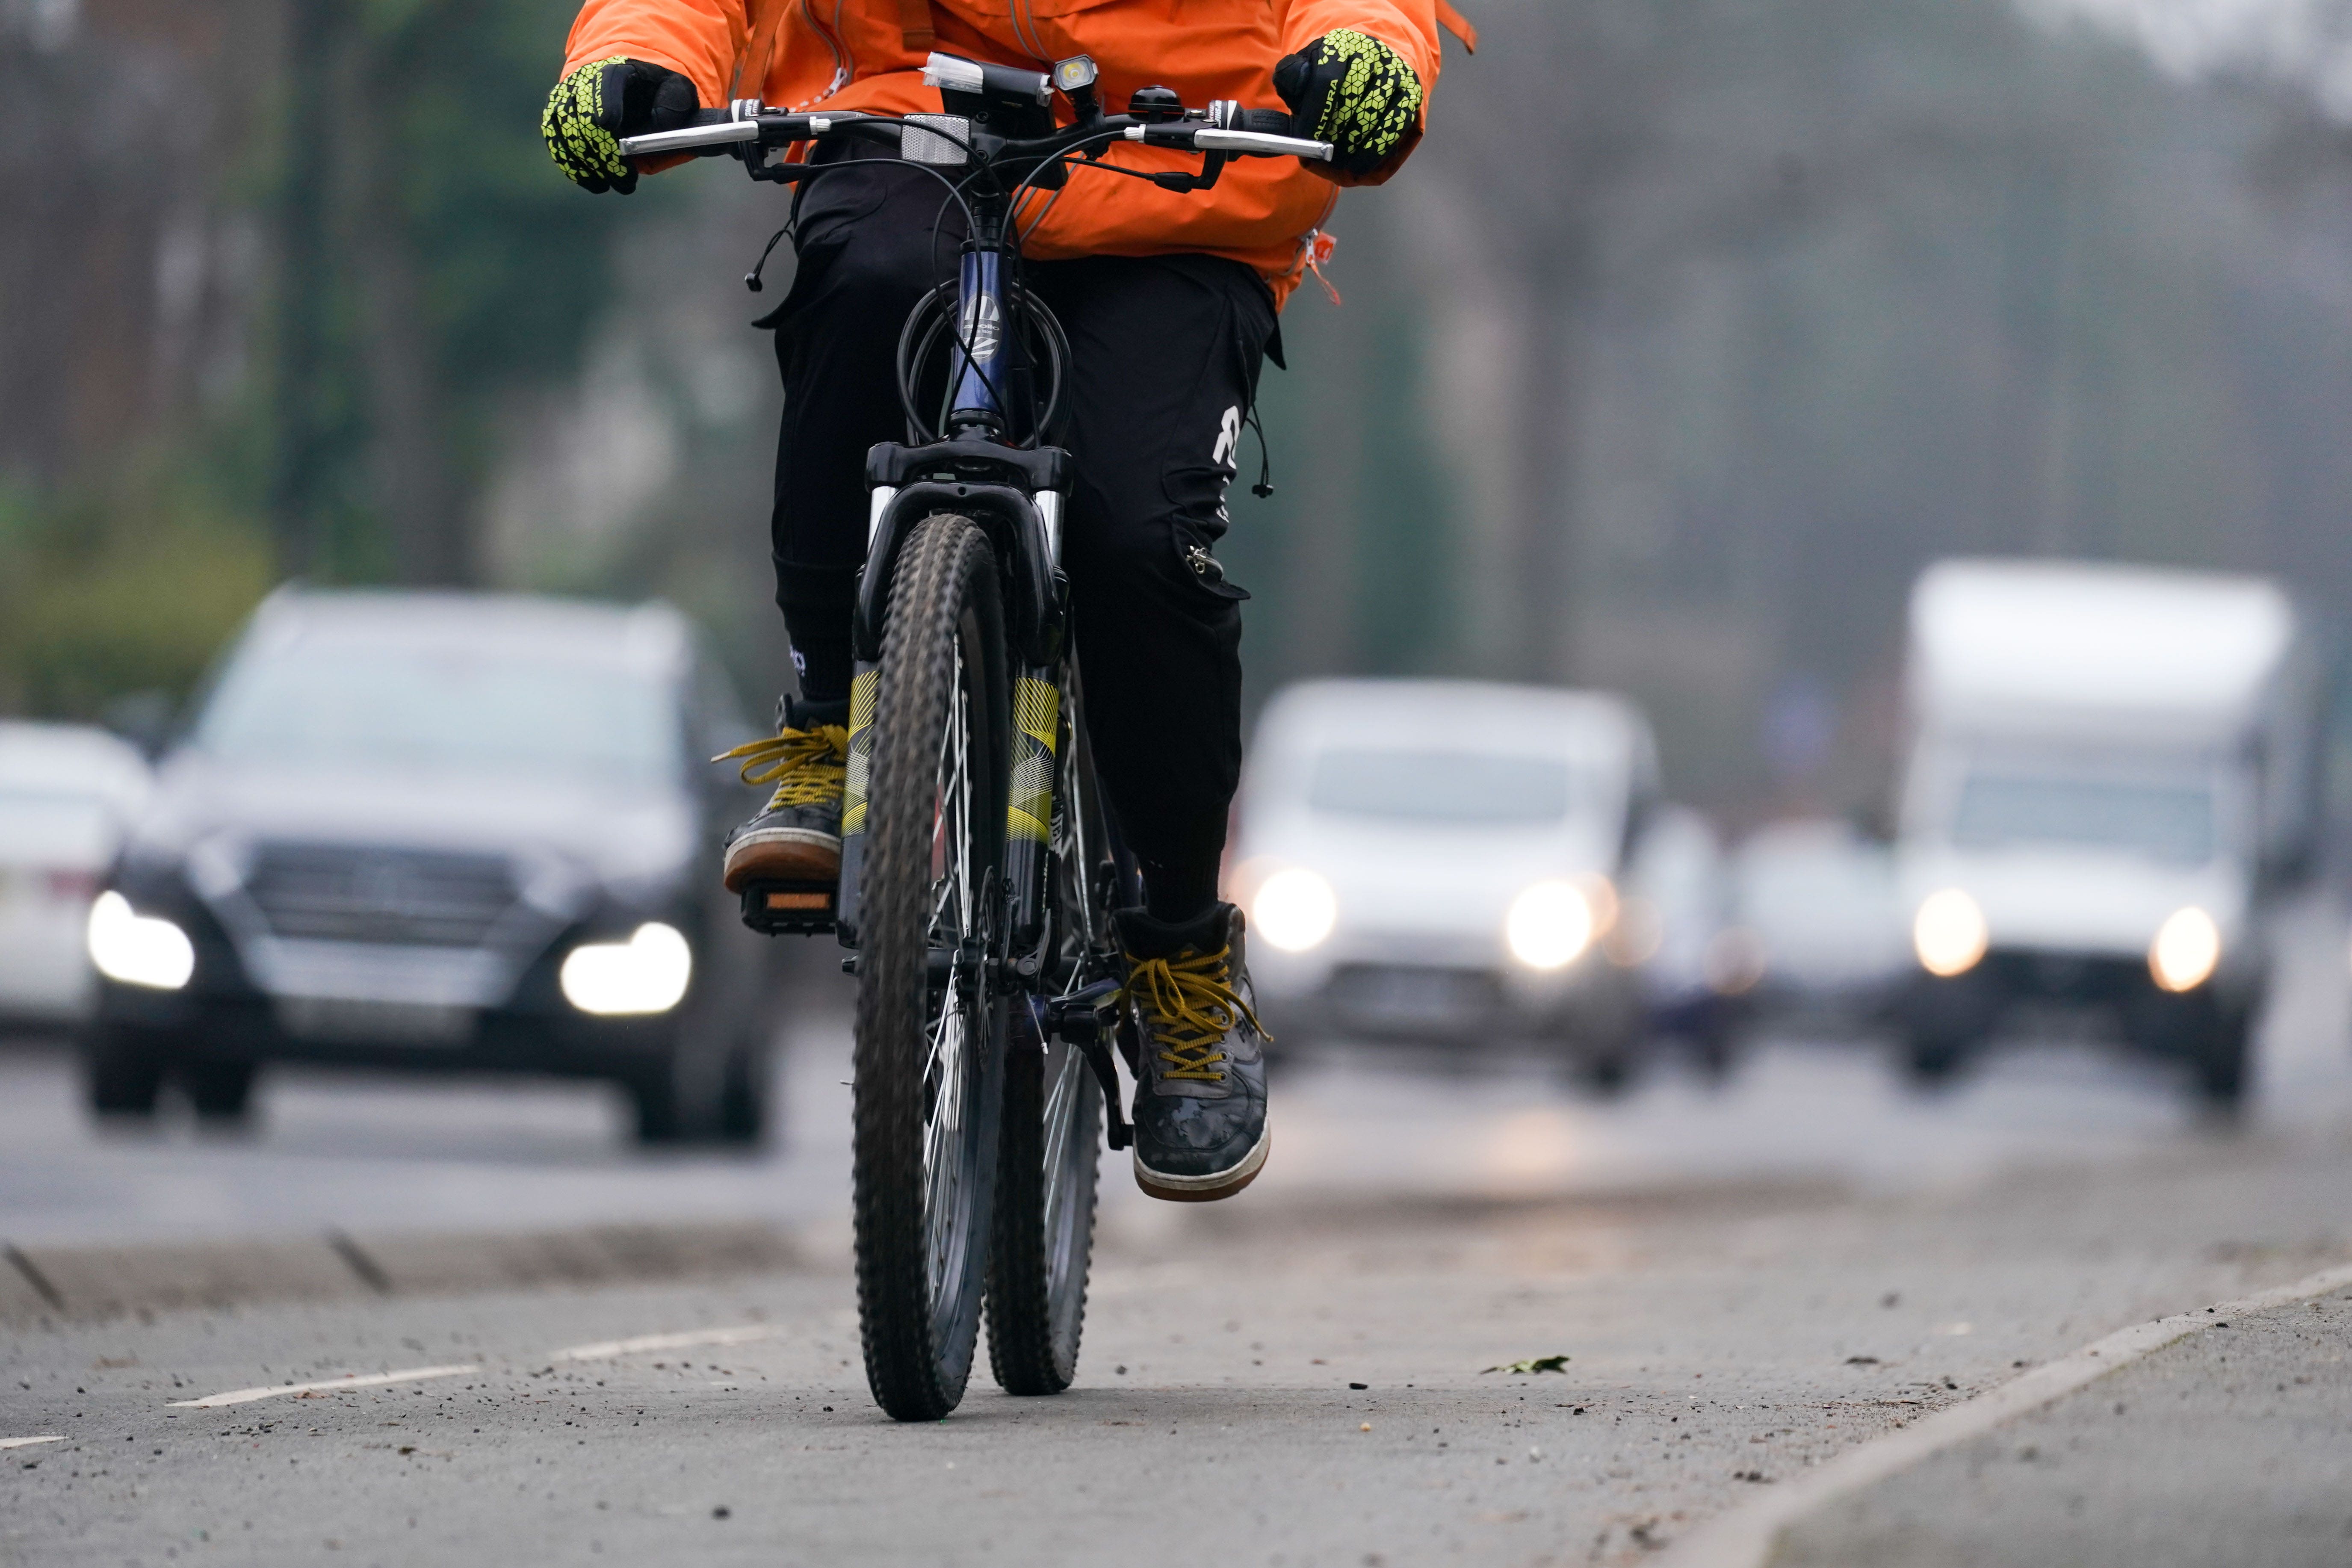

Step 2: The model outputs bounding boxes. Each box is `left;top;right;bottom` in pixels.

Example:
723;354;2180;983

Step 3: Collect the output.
901;114;971;166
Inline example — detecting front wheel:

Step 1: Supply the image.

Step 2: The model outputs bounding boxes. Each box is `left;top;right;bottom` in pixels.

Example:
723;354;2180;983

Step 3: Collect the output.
852;514;1011;1421
85;1025;166;1119
181;1060;258;1125
2187;999;2252;1109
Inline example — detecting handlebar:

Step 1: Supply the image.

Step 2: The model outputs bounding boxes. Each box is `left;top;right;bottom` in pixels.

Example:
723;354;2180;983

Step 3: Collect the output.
617;104;1333;165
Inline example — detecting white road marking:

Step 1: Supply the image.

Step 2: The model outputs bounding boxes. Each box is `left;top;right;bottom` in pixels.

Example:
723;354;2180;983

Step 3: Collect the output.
553;1325;780;1362
0;1435;65;1450
1661;1259;2352;1568
166;1364;481;1410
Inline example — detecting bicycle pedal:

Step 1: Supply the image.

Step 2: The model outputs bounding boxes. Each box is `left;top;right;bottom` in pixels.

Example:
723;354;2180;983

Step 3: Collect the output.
739;880;839;936
1043;978;1121;1043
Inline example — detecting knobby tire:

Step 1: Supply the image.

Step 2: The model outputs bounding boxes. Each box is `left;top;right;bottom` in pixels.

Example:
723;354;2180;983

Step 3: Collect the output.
852;514;1011;1422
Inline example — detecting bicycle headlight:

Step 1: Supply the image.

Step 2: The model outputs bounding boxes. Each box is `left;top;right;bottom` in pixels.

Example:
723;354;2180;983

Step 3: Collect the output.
560;922;693;1016
2149;906;2220;993
1251;868;1337;954
1505;880;1598;971
86;891;195;991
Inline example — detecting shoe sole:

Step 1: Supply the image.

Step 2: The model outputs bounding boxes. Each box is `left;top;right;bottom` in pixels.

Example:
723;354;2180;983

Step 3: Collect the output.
1132;1124;1271;1204
722;830;842;893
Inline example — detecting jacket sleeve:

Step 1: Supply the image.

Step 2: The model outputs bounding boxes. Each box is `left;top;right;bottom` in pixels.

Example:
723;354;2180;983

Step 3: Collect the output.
1278;0;1444;112
561;0;751;112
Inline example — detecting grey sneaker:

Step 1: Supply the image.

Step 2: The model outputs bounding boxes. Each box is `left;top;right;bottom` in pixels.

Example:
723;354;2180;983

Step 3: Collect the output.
1117;903;1271;1202
716;696;851;893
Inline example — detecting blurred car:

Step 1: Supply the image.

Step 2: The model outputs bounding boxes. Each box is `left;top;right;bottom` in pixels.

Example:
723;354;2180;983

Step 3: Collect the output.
0;722;151;1032
1231;679;1659;1086
1892;559;2317;1103
86;588;780;1143
1727;818;1908;1034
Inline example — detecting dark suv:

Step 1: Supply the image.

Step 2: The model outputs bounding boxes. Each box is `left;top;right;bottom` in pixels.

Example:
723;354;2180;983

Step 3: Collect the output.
84;588;781;1143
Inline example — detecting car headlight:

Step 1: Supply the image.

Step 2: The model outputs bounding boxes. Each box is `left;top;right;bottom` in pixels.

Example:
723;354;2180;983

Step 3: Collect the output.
560;922;693;1015
1505;880;1597;970
2149;906;2220;993
1912;888;1988;977
86;891;195;991
1251;868;1337;954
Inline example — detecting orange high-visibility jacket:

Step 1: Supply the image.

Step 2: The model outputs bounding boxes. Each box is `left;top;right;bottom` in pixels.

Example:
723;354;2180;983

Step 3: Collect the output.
560;0;1472;306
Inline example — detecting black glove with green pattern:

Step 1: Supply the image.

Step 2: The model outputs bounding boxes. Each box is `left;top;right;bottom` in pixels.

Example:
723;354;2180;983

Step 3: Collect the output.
1274;29;1424;180
542;56;699;195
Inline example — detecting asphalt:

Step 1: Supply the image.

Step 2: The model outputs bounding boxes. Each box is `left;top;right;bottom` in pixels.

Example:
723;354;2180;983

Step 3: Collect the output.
5;1121;2351;1567
1765;1284;2352;1568
7;896;2352;1563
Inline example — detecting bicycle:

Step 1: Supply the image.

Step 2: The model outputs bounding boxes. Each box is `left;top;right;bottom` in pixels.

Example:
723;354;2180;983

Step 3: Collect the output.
623;58;1330;1421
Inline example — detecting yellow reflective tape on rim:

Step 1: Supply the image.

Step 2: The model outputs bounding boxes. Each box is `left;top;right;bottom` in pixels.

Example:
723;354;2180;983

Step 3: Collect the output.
1006;676;1059;842
841;667;879;836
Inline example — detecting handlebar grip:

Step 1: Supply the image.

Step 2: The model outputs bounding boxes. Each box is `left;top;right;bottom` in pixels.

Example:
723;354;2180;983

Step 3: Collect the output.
618;119;759;157
1189;127;1333;161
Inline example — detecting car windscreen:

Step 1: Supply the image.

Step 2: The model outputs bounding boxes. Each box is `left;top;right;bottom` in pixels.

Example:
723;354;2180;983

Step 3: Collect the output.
1309;749;1578;825
193;640;680;787
1950;773;2214;865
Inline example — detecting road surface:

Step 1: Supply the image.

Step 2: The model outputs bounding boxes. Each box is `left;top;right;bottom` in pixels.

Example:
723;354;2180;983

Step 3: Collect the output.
3;901;2350;1563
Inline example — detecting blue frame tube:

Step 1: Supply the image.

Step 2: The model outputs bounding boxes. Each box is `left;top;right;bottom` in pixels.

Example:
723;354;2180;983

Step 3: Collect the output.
947;249;1009;432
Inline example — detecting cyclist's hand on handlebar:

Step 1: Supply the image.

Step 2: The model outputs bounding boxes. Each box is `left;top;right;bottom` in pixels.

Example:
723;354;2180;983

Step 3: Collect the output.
543;56;699;195
1273;29;1423;185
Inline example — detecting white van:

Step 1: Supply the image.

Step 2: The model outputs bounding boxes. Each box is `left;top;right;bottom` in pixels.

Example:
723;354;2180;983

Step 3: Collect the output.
1892;559;2318;1103
1230;679;1693;1086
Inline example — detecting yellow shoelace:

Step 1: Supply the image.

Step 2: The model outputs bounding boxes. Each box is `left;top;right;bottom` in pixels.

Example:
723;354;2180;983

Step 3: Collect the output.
1123;944;1269;1083
714;725;850;813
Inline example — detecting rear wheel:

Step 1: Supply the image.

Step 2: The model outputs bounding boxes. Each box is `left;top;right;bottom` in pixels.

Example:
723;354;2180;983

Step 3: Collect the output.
988;693;1109;1395
852;515;1011;1422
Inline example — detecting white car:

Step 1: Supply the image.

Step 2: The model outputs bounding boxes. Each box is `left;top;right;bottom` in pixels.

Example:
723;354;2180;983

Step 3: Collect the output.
1230;679;1660;1084
0;722;151;1031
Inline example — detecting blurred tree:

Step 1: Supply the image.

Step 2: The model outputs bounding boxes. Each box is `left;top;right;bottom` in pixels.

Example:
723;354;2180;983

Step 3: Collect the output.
0;0;661;717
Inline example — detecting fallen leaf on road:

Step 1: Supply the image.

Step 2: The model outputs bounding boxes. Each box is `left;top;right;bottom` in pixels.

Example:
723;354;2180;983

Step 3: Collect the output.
1480;1355;1569;1375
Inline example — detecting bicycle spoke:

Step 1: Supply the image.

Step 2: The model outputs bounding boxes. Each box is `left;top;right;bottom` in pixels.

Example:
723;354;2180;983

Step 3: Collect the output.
918;641;975;1325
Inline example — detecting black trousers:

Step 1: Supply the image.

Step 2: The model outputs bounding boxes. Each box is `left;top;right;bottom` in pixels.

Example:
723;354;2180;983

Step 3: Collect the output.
761;156;1277;915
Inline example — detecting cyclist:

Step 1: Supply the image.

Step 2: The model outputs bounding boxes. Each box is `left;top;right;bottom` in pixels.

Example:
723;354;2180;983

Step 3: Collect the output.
544;0;1464;1203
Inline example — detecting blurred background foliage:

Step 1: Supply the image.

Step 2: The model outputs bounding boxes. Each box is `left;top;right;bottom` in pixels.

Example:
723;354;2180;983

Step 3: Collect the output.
7;0;2352;818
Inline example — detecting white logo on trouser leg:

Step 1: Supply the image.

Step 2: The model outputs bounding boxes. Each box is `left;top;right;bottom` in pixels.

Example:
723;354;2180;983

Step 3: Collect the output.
1211;405;1241;468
